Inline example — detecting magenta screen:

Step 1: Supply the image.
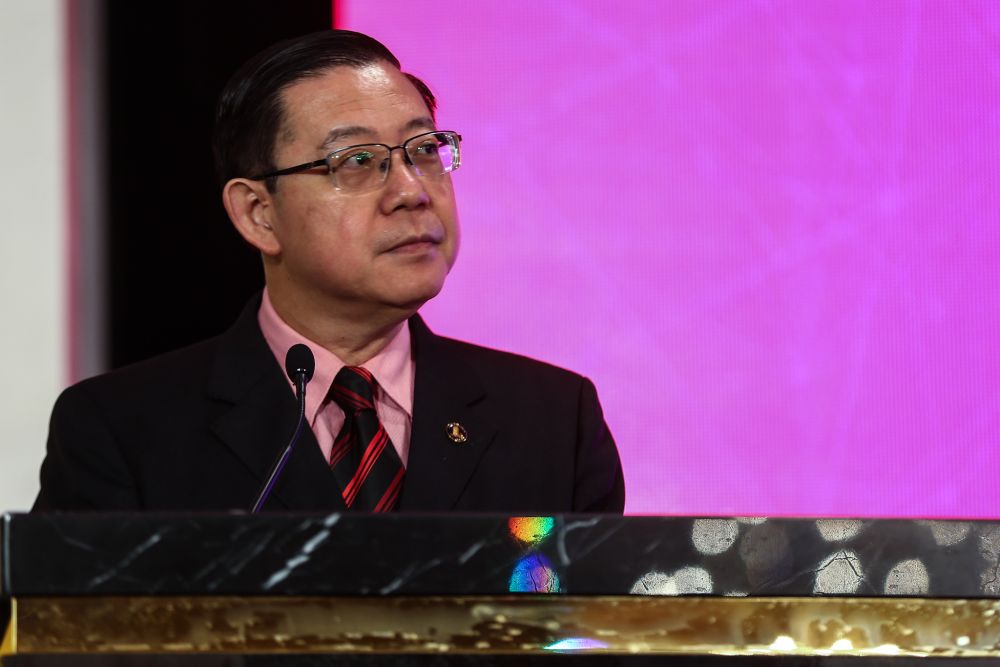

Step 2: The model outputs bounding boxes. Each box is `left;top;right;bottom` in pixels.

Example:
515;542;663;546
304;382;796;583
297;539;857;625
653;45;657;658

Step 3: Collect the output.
340;1;1000;518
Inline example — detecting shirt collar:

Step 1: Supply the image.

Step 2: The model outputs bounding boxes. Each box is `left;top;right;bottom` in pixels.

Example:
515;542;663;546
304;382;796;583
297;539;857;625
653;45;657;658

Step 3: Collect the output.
257;289;414;422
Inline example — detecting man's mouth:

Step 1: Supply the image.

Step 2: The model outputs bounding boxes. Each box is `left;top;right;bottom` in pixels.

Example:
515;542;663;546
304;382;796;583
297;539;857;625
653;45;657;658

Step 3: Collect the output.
385;234;442;253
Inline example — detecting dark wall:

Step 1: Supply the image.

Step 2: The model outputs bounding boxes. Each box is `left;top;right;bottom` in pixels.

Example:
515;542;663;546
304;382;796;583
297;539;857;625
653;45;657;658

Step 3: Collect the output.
104;1;332;368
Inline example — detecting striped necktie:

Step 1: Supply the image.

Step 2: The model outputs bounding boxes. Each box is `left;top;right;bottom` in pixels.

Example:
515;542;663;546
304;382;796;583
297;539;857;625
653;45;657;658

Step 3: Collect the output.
327;366;405;511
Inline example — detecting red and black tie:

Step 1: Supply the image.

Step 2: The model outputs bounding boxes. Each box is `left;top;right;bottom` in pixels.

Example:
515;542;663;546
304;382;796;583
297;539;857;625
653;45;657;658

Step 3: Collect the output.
327;366;405;511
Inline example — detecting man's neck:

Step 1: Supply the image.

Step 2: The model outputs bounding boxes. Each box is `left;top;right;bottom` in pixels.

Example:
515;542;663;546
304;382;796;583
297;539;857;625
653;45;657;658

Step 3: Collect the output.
266;286;415;366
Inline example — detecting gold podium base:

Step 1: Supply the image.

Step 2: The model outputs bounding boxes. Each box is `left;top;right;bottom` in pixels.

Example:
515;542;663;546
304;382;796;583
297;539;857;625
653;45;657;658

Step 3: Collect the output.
3;596;999;657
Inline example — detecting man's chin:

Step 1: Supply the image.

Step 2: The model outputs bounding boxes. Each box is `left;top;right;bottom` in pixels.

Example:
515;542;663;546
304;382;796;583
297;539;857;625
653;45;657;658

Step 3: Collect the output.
389;280;447;312
390;288;440;312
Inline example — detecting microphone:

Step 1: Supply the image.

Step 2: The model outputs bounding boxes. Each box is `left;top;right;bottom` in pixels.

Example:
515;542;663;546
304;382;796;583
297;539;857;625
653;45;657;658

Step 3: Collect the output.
285;343;316;390
250;344;316;513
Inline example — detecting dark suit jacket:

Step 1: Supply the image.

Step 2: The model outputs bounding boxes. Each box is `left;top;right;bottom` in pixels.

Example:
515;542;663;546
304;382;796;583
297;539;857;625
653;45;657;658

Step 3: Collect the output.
34;296;625;513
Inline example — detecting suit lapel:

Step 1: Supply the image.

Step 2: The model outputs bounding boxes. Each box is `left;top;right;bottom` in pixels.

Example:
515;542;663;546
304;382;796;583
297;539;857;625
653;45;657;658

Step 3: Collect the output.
400;316;498;511
206;296;346;512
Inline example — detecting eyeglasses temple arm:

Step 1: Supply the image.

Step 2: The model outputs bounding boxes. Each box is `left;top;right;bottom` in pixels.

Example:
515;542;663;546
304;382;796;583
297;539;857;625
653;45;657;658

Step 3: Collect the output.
249;158;330;181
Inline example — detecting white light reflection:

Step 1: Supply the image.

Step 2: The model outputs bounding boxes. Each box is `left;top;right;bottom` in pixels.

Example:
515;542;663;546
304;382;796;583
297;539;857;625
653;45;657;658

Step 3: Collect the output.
883;558;929;595
544;637;609;651
768;635;796;651
629;566;713;595
813;550;864;594
692;518;739;555
674;566;713;594
872;644;901;655
630;571;676;595
816;519;863;542
917;520;971;547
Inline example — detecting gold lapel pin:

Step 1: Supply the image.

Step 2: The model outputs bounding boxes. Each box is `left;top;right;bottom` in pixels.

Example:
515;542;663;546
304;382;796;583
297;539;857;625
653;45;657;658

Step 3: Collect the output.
446;422;469;443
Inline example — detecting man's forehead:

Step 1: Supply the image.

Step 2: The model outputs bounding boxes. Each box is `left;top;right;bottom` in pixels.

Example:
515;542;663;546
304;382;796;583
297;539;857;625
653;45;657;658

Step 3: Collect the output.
278;63;431;145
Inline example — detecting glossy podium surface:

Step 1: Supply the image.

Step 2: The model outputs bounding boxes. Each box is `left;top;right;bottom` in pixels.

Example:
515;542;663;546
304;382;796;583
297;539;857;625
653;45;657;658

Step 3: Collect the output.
2;513;999;664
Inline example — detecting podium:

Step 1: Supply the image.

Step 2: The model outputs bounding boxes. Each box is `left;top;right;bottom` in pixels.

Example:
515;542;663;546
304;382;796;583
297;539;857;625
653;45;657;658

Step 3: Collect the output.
2;513;999;664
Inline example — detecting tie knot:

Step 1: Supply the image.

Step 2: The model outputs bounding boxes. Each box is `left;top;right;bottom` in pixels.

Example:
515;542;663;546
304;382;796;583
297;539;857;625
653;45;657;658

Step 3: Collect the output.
329;366;377;412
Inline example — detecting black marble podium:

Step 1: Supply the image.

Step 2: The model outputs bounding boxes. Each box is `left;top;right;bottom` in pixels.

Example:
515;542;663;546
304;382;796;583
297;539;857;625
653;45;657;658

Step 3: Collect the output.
2;513;999;664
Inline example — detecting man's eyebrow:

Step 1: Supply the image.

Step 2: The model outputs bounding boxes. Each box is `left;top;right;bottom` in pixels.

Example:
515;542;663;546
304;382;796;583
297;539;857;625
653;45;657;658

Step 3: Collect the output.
319;126;373;151
318;117;437;151
401;116;436;134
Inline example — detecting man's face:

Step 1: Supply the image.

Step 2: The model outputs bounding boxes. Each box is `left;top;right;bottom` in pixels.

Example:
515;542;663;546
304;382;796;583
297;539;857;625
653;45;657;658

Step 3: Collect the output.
263;62;459;319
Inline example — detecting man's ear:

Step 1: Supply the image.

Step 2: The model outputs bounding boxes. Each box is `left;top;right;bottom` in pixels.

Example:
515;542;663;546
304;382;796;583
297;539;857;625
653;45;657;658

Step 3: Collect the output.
222;178;281;256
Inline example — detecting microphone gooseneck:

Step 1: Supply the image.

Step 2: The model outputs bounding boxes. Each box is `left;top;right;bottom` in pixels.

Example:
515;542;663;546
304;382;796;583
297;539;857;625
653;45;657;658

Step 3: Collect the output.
250;344;316;513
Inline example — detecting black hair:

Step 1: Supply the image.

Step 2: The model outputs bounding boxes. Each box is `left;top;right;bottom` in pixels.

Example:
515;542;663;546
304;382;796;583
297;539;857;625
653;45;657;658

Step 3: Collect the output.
212;30;436;190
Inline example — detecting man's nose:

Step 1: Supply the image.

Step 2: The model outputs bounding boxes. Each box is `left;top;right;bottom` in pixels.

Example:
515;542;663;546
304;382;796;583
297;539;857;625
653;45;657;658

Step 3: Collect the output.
381;148;429;206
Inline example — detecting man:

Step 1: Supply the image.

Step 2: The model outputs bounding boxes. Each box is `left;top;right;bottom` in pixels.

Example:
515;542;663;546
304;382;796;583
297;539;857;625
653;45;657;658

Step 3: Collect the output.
34;30;625;513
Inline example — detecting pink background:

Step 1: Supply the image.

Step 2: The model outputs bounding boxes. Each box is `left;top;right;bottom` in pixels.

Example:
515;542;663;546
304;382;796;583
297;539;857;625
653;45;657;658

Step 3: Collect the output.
341;1;1000;518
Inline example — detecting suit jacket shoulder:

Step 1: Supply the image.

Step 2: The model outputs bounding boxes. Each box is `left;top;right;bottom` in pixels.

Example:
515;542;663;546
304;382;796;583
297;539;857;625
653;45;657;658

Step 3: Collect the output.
32;298;321;512
35;335;227;510
403;319;625;513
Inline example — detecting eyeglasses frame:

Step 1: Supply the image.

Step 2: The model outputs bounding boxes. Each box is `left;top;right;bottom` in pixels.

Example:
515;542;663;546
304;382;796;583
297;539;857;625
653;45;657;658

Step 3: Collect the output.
248;130;463;187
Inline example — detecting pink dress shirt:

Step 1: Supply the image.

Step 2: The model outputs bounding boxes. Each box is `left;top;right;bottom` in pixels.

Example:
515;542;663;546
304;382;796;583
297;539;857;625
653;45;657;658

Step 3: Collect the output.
257;290;415;467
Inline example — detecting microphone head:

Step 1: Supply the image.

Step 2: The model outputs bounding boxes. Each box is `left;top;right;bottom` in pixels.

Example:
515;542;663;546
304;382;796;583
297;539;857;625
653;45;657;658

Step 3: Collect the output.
284;344;315;383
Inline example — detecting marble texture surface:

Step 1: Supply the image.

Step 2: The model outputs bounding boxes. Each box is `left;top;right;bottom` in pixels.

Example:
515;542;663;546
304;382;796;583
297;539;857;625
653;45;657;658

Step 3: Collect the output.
2;514;997;598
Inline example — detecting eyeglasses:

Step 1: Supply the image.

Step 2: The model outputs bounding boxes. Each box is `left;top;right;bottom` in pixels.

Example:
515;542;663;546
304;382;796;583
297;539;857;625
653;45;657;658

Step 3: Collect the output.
250;130;462;194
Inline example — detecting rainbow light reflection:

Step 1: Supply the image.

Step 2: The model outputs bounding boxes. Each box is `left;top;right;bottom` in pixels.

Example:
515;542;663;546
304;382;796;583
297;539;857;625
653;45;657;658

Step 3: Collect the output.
508;516;555;545
509;553;561;593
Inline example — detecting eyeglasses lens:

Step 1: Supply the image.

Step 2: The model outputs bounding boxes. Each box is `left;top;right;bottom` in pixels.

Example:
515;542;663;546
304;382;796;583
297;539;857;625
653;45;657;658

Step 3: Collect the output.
329;132;460;193
408;134;459;175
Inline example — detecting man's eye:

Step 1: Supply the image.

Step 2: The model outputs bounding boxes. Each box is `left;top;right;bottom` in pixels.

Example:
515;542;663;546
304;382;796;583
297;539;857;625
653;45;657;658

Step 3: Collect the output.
413;142;438;156
339;151;376;169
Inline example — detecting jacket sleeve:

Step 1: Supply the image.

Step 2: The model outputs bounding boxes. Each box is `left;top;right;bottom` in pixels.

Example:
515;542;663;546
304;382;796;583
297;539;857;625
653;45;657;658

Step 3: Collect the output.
33;383;141;511
572;377;626;513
